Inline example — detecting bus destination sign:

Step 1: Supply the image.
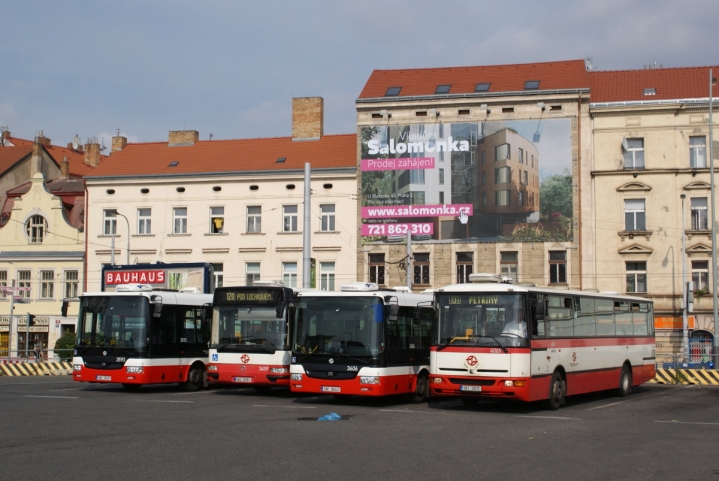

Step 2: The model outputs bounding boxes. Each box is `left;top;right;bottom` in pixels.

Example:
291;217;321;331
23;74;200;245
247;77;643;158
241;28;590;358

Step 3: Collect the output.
215;289;280;305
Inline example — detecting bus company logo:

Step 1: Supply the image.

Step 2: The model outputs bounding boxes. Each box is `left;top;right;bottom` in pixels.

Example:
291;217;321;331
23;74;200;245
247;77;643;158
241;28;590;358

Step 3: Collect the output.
102;351;107;356
465;355;478;367
240;365;247;371
572;352;577;362
241;354;250;363
328;358;335;364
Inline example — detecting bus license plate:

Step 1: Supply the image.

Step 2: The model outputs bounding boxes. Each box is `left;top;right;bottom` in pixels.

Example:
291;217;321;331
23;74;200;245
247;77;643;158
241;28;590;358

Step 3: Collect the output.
460;385;482;392
96;375;111;381
321;386;340;393
233;377;252;383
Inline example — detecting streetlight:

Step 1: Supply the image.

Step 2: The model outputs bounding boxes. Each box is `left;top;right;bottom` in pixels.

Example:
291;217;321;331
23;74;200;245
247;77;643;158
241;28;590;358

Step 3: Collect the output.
709;69;717;368
681;194;689;360
115;211;130;265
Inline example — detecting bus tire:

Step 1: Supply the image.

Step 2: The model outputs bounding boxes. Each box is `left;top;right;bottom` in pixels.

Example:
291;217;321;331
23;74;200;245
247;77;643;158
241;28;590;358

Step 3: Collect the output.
122;383;142;391
253;385;272;394
460;396;480;407
617;364;632;397
543;370;566;410
182;364;205;392
407;372;428;404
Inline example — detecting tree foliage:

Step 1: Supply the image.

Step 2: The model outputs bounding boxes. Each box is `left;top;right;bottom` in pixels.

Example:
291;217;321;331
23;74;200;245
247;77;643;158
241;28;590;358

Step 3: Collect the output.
54;329;75;361
539;169;572;219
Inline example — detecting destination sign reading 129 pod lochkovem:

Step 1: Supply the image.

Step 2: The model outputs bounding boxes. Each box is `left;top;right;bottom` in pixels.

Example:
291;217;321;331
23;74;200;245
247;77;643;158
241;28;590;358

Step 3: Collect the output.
216;289;279;304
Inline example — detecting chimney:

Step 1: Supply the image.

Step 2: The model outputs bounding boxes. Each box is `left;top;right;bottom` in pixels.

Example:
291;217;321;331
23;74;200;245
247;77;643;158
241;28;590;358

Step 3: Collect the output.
84;138;101;167
61;156;70;179
1;129;10;140
35;129;51;146
112;135;127;152
168;130;199;145
292;97;323;141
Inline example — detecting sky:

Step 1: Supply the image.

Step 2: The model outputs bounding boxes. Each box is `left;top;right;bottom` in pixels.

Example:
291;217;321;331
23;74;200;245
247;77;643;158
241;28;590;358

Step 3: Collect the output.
2;0;718;151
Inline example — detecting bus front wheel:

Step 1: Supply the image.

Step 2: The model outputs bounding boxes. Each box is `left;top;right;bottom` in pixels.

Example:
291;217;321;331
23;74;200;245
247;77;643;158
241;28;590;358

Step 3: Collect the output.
543;371;566;410
617;364;632;397
407;372;428;404
182;364;205;392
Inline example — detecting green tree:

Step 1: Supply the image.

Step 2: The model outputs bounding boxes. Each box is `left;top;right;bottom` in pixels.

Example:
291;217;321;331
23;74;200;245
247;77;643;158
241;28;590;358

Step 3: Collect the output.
54;329;75;361
539;169;572;219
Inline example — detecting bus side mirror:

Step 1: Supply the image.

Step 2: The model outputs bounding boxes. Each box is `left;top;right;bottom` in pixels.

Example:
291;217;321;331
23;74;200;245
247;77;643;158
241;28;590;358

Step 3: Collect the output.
277;288;294;318
388;304;398;321
61;301;69;317
151;295;163;318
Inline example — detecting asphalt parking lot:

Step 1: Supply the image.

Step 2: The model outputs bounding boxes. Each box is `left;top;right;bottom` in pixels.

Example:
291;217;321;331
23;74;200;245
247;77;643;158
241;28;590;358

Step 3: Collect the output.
1;377;718;481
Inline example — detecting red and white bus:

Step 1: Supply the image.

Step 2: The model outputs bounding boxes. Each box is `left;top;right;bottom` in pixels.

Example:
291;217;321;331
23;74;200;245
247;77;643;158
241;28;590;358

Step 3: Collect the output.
429;275;655;409
207;282;297;392
290;283;435;402
71;284;213;391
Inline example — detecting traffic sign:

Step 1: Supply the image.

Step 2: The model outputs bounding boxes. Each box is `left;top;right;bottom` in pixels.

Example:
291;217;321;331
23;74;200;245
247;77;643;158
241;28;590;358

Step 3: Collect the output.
0;286;30;293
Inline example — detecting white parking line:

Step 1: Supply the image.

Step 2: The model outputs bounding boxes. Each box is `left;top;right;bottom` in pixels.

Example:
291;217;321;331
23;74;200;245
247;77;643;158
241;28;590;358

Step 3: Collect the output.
585;401;628;411
135;400;194;404
516;415;579;420
586;385;691;411
24;395;78;399
654;420;719;426
49;388;84;392
171;390;215;395
253;405;316;409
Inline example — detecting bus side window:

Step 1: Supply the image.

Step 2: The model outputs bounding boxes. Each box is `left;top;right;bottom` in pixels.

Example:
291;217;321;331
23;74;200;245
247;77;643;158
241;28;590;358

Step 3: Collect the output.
595;299;615;335
574;298;596;336
615;301;632;335
547;296;574;337
531;295;546;337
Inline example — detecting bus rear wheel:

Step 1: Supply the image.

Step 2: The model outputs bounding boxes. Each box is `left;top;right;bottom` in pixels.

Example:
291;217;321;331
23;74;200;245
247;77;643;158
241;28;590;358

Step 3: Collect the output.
182;364;205;392
617;365;632;397
543;371;566;410
407;372;428;403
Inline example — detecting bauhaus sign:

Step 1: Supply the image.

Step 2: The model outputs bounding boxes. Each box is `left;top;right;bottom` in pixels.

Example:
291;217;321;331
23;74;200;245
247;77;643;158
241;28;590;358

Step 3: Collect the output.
105;270;166;285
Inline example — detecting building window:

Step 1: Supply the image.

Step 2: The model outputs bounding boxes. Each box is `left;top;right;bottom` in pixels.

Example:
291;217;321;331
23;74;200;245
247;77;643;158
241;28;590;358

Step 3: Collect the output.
501;252;518;283
18;270;31;298
439;192;445;204
246;263;260;286
410;192;425;205
692;261;709;292
439;168;445;185
65;271;78;298
173;207;187;234
210;206;224;234
40;271;54;299
247;206;261;233
212;263;223;288
518;148;524;164
456;252;473;283
282;262;297;287
26;215;47;243
0;270;6;298
439;151;444;162
495;190;510;206
137;208;151;235
495;143;510;162
481;151;486;165
103;209;117;236
623;138;644;169
481;171;486;186
439;124;444;138
320;204;336;231
369;254;385;285
320;262;335;291
482;193;487;206
689;136;707;168
523;171;528;185
691;197;708;230
518;191;524;206
495;167;511;184
626;262;647;294
283;205;298;232
549;251;566;284
410;170;425;184
624;199;646;231
413;253;430;286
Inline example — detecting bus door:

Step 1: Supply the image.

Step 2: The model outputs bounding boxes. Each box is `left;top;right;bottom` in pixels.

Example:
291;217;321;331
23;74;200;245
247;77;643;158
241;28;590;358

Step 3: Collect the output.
150;302;182;382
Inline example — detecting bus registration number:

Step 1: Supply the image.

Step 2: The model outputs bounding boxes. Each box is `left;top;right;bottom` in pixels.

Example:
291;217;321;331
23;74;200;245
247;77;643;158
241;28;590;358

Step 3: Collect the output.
96;375;111;381
233;377;252;383
460;385;482;392
321;386;341;393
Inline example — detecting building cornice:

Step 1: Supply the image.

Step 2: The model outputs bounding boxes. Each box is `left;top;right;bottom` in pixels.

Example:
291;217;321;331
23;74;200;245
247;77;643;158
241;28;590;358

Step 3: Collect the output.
356;88;590;106
84;167;357;183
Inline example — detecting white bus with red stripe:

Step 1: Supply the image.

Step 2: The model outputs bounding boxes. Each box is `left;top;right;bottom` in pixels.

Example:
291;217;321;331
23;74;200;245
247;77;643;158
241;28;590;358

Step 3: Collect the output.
289;283;435;402
429;276;655;409
71;284;213;391
207;282;297;391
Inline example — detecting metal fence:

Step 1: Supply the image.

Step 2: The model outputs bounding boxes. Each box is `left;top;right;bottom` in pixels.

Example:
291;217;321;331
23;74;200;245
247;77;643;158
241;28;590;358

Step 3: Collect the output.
0;348;73;362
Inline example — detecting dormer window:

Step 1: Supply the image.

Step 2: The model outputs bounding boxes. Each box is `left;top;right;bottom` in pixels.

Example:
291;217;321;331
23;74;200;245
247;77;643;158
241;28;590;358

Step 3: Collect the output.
26;215;47;243
475;83;491;92
435;84;451;94
524;80;540;90
643;88;656;96
385;86;402;96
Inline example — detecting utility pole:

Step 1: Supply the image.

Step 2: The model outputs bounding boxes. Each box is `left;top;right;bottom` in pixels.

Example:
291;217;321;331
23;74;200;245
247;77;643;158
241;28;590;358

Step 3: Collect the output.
406;232;412;290
302;163;312;288
709;68;718;368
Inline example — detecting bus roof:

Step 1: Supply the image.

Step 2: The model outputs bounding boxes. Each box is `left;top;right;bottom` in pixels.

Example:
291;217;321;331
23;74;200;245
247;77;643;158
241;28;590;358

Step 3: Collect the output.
434;282;652;303
78;290;212;305
297;289;432;305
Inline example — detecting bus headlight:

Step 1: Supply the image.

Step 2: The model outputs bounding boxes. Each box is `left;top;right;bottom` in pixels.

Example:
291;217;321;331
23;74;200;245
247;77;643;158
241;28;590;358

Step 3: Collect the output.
271;368;288;374
360;376;380;384
73;364;82;371
290;373;303;381
126;366;144;374
433;377;442;384
207;365;218;371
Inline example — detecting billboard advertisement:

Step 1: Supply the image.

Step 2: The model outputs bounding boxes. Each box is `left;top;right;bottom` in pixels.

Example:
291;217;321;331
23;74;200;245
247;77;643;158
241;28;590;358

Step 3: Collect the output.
360;119;573;244
101;263;215;293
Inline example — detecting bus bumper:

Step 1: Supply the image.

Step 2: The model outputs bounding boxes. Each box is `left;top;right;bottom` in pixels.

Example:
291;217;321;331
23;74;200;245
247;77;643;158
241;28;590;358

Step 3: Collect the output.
72;366;153;385
207;363;290;386
429;374;532;402
289;372;415;397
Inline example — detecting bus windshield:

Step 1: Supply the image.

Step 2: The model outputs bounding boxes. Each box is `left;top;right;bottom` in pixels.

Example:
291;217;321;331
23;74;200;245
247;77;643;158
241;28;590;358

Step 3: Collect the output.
76;296;150;350
435;293;528;347
212;306;287;352
293;296;384;358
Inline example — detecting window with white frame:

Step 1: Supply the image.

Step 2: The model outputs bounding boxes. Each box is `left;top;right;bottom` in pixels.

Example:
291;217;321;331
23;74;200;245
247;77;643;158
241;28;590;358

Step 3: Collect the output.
549;251;566;284
456;252;473;283
500;252;518;283
283;205;298;232
689;136;707;168
212;263;224;288
0;270;6;298
320;204;335;231
210;206;224;234
173;207;187;234
103;209;117;236
137;208;151;235
413;253;430;286
282;262;297;287
624;199;646;231
247;206;261;233
623;138;644;169
246;263;260;286
625;262;647;294
691;197;708;230
65;271;78;298
26;215;47;244
518;148;524;164
40;270;54;299
369;254;385;285
320;262;335;291
18;270;31;298
692;260;709;292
